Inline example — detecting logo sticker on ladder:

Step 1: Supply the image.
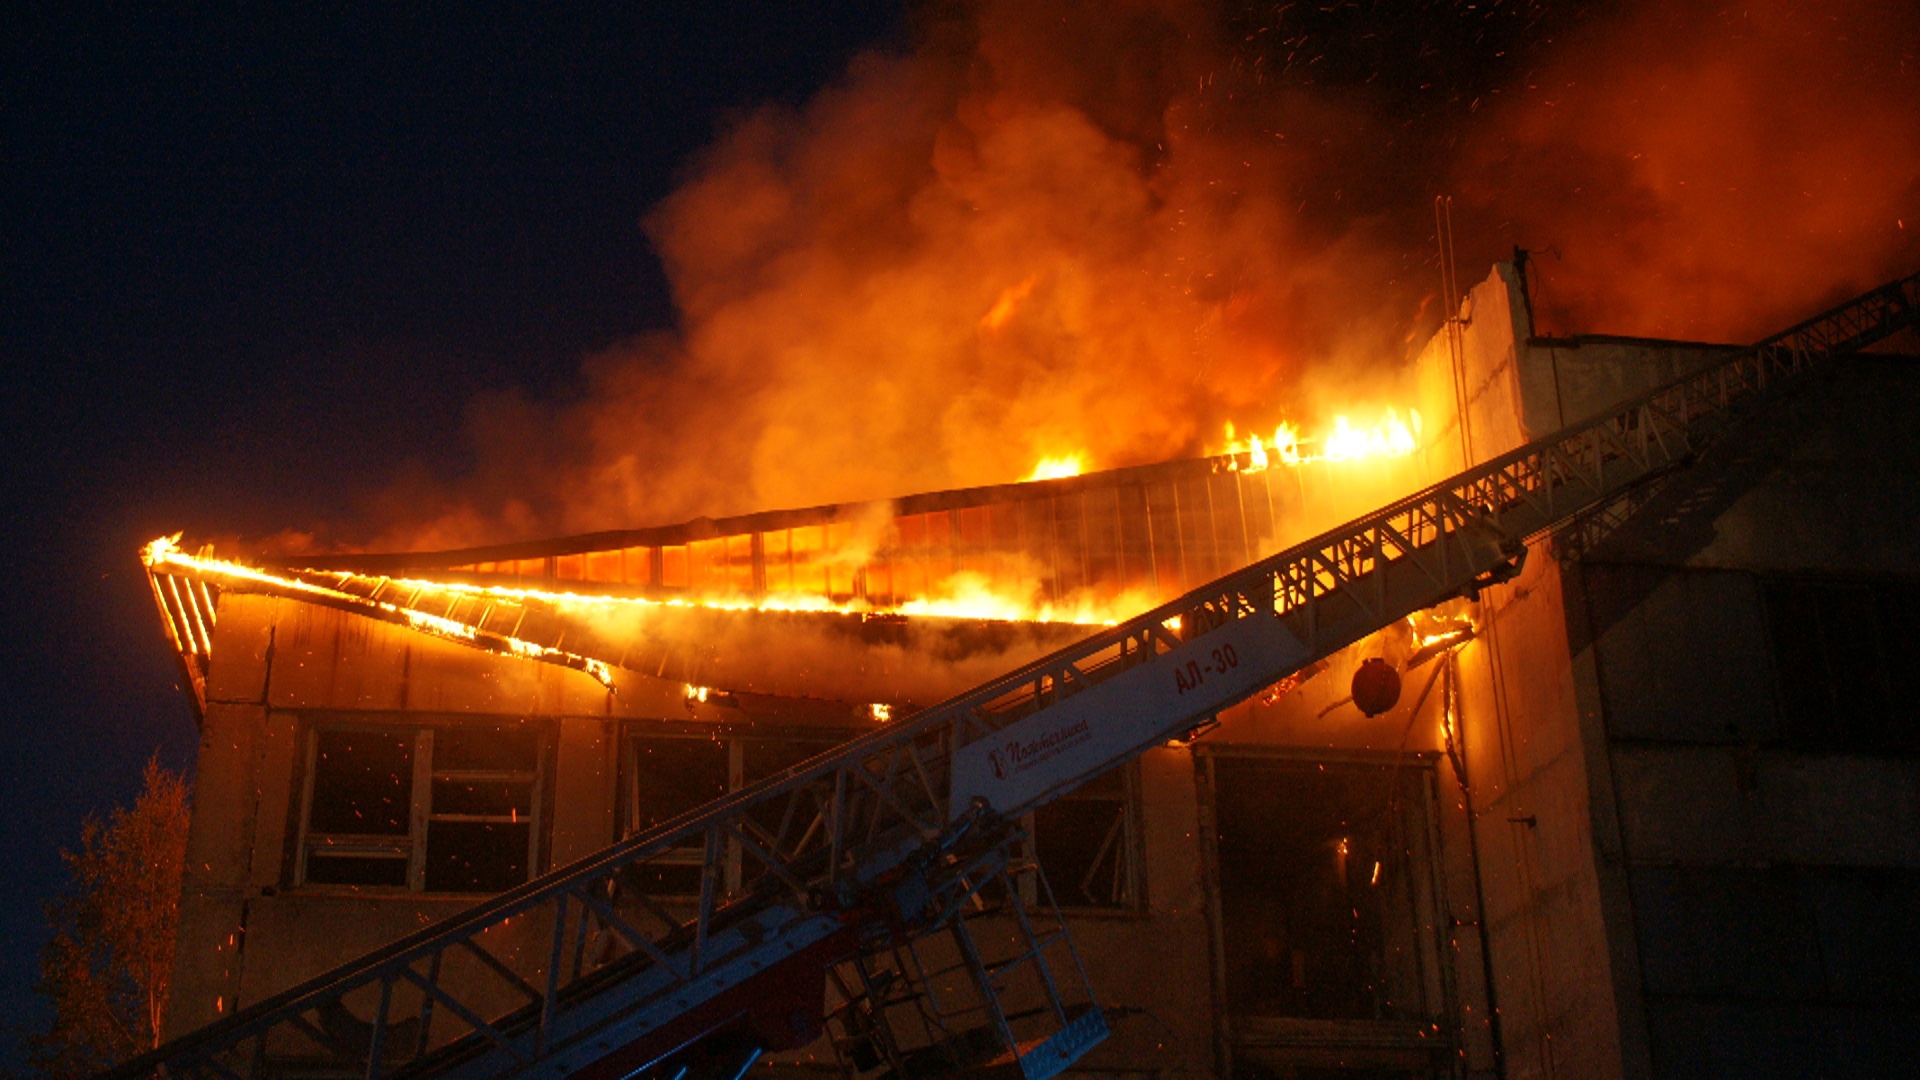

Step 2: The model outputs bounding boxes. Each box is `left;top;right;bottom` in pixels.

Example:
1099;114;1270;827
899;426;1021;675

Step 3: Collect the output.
949;611;1311;819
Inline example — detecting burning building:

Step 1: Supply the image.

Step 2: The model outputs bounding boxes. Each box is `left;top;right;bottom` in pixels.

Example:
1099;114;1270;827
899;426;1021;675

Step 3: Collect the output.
137;260;1920;1078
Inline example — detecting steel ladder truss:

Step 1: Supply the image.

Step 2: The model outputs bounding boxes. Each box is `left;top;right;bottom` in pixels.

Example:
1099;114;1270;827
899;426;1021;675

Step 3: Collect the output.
114;272;1916;1080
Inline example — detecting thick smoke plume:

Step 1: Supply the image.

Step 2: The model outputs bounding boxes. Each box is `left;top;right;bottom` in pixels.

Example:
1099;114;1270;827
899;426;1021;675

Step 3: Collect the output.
371;0;1919;550
1455;0;1920;341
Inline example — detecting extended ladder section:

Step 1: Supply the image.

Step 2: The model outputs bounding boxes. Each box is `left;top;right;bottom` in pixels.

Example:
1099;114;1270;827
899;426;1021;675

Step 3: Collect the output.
114;272;1917;1080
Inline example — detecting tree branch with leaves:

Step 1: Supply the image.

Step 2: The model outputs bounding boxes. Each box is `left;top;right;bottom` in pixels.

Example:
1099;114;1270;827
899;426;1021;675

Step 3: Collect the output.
28;757;190;1079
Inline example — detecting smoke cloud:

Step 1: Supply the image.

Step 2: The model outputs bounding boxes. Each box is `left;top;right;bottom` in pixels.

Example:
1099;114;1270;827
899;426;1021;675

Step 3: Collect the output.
1452;0;1920;341
368;0;1919;550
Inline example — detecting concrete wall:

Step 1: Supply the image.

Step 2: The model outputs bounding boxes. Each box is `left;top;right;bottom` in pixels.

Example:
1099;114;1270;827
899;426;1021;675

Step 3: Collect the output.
1411;260;1536;476
1405;267;1920;1078
1403;260;1645;1079
1562;358;1920;1076
162;590;1219;1073
170;597;1508;1076
1453;550;1637;1080
170;585;1398;1077
1575;559;1920;1076
1517;337;1739;438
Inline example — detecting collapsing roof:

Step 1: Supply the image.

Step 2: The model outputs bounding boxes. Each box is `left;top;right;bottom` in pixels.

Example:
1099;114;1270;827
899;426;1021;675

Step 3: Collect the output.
142;436;1442;723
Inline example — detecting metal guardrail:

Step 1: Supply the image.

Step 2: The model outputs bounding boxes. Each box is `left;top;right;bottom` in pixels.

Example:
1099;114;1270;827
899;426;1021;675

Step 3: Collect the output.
116;271;1916;1080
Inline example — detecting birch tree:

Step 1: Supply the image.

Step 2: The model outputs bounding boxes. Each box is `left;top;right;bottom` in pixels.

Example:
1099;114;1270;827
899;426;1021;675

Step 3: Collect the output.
28;758;190;1078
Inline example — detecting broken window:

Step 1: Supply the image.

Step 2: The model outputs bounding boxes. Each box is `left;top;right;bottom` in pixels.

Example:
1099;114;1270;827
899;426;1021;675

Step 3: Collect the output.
297;721;547;894
1031;765;1143;912
1761;577;1920;754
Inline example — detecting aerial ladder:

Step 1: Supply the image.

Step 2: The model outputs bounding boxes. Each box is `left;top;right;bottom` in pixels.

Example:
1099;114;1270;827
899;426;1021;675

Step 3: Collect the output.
110;271;1916;1080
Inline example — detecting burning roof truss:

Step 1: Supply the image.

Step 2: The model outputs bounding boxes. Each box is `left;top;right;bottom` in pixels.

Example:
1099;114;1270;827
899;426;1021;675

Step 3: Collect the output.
141;448;1429;722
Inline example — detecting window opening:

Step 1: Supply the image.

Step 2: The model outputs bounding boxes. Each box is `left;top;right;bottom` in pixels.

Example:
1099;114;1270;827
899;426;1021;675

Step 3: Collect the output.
625;731;846;899
1201;752;1453;1077
302;728;415;887
297;721;546;893
1031;765;1143;911
627;736;731;896
1210;757;1438;1019
425;727;541;893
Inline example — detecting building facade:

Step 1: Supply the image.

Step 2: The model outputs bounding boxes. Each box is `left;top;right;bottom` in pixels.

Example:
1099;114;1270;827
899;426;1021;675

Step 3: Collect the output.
148;263;1920;1077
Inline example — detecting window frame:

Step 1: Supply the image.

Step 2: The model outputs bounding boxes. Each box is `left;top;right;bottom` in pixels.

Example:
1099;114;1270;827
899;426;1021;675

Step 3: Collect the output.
618;722;1147;914
1023;761;1148;916
619;723;859;900
292;716;552;895
1192;745;1458;1074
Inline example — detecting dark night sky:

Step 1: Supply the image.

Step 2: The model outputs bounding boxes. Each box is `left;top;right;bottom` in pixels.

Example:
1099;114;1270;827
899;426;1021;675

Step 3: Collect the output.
0;4;907;1059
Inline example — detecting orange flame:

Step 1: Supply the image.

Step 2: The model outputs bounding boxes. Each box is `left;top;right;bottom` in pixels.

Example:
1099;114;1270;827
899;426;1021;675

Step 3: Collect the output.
142;536;620;686
1022;408;1421;485
1023;455;1085;482
1217;409;1422;472
144;535;1128;650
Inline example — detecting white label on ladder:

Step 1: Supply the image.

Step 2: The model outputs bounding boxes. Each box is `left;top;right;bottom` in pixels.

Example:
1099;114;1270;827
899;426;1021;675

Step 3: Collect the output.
949;612;1311;819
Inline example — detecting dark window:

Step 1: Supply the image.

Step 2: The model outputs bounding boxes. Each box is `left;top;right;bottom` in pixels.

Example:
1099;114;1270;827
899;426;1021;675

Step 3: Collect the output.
627;736;730;897
424;821;530;893
1205;755;1444;1025
1032;766;1142;911
438;727;541;773
630;738;729;834
298;722;546;893
424;727;540;893
625;731;846;898
1761;578;1920;753
741;737;838;784
307;730;412;835
303;729;415;887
